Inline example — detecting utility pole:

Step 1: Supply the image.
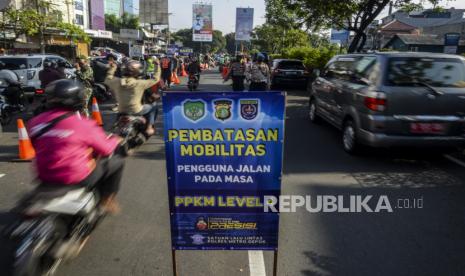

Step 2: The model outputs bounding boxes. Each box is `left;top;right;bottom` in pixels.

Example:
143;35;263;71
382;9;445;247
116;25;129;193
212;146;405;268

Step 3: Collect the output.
35;0;46;54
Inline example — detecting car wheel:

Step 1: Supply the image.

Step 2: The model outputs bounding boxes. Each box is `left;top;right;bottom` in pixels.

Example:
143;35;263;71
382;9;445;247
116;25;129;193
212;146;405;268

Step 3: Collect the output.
342;120;361;154
308;99;321;124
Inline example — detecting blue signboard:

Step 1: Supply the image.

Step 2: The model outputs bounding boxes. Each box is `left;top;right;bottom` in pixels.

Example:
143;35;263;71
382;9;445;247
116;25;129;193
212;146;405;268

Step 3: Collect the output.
444;33;460;46
179;47;194;56
167;45;179;55
163;92;285;250
331;29;350;44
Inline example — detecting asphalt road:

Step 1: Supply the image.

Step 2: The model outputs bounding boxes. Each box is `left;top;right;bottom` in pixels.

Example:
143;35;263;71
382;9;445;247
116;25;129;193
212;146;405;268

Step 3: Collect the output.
1;70;465;276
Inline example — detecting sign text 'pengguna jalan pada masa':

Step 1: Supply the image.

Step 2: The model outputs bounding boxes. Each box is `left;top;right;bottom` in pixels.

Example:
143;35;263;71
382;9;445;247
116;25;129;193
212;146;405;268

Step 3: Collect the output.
163;92;285;250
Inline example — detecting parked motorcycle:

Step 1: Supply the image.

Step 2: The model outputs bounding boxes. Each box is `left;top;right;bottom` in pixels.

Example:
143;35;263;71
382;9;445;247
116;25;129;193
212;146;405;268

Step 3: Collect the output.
1;153;123;276
187;73;199;91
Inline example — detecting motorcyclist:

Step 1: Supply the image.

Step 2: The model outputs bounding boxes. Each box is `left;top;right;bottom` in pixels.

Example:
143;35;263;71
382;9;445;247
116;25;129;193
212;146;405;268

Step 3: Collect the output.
187;56;202;83
0;62;24;108
224;55;246;91
104;60;159;136
39;59;66;89
27;79;124;214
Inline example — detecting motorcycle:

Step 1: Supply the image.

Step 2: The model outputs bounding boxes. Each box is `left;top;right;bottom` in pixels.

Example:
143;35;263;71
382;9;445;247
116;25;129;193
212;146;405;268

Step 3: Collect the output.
1;155;123;276
92;82;112;102
187;73;199;91
0;79;25;126
112;114;148;156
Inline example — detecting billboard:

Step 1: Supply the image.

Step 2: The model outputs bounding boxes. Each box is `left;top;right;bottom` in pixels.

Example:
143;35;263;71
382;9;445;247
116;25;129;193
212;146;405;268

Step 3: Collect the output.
89;0;105;30
163;92;285;250
235;8;254;41
140;0;169;25
330;29;350;45
193;4;213;42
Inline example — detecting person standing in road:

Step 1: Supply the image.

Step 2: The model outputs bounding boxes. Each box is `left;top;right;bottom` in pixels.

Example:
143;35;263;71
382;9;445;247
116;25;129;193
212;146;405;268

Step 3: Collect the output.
170;55;179;78
160;55;172;88
145;55;155;79
247;54;270;91
224;55;246;91
75;56;94;117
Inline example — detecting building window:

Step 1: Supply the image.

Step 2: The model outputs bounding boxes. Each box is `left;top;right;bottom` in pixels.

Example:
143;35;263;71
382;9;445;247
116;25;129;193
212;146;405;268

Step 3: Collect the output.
410;46;419;52
75;14;84;25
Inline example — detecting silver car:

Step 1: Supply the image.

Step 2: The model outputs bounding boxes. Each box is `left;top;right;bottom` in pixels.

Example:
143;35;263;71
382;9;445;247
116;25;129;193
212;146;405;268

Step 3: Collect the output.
0;55;76;98
309;52;465;154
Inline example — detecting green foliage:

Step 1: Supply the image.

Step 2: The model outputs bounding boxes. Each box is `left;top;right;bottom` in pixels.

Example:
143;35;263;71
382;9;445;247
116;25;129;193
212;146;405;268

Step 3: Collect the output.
251;23;309;54
266;0;448;53
57;22;91;44
105;12;140;33
277;45;340;70
171;28;226;53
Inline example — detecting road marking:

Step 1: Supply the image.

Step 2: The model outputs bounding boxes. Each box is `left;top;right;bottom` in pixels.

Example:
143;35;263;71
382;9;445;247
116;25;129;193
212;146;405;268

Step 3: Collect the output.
444;154;465;168
0;174;5;178
248;250;266;276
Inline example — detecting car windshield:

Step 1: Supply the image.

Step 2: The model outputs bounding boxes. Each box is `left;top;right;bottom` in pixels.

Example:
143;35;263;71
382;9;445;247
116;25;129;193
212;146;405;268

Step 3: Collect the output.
0;58;42;70
386;57;465;88
278;61;305;70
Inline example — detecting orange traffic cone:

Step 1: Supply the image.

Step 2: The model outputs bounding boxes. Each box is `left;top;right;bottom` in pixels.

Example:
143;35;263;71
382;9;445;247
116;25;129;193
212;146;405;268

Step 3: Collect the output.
181;64;188;77
17;119;35;161
91;97;104;126
172;72;181;85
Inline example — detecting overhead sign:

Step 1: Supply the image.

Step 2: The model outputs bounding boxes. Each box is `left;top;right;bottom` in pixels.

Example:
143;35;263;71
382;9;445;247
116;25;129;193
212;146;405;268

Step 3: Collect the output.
192;4;213;42
331;29;350;44
179;47;194;56
120;29;141;40
167;45;179;55
163;92;285;250
235;8;254;41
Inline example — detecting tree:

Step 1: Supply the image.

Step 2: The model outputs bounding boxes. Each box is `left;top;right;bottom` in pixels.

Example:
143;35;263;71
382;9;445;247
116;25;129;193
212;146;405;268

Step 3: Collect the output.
105;12;140;33
251;23;309;54
171;28;226;53
224;32;236;54
57;22;91;44
266;0;448;53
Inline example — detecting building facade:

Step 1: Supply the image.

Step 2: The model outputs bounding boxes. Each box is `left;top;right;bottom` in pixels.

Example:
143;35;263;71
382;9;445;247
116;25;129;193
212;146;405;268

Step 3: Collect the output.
140;0;169;25
123;0;139;15
105;0;121;16
89;0;106;30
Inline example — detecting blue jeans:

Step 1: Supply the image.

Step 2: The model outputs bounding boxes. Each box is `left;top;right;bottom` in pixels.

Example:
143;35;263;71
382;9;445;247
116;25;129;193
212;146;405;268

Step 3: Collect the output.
138;102;158;126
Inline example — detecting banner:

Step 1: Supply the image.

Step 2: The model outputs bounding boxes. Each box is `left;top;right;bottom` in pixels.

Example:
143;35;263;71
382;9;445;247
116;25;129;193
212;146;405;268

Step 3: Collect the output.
163;92;285;250
330;29;350;45
179;47;194;56
235;8;254;42
167;45;179;55
192;4;213;42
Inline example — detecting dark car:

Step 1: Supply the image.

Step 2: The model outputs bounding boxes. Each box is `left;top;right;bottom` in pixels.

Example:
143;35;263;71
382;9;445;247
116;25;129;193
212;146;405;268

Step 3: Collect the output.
308;52;465;154
271;59;310;88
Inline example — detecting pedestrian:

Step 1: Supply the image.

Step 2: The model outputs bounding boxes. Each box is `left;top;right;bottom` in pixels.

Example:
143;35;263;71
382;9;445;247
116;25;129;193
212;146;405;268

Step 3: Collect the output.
75;55;94;117
170;55;179;77
160;55;172;88
247;54;271;91
145;55;155;79
224;55;246;91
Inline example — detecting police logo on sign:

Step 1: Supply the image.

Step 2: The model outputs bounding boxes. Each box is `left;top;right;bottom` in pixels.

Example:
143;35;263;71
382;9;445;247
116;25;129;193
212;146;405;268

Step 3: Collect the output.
213;100;233;121
240;99;259;120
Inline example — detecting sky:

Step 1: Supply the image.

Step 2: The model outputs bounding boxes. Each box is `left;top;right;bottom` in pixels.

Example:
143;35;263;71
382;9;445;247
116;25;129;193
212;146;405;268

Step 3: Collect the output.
167;0;465;34
168;0;266;34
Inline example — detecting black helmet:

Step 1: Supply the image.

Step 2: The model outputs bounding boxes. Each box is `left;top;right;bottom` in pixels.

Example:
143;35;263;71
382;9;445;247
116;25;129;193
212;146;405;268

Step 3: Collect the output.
123;60;142;77
45;79;85;111
43;59;54;68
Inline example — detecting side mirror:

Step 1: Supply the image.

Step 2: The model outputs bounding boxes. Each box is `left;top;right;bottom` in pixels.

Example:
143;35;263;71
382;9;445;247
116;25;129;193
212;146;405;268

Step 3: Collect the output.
312;69;320;77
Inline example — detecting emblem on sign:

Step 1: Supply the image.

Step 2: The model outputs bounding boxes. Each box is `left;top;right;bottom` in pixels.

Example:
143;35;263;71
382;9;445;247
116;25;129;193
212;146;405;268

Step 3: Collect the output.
213;100;232;121
196;217;208;230
240;99;259;120
183;100;206;122
191;234;205;245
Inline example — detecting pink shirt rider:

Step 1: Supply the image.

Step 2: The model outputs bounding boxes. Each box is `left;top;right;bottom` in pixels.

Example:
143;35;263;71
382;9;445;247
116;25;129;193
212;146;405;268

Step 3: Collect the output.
28;109;120;185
